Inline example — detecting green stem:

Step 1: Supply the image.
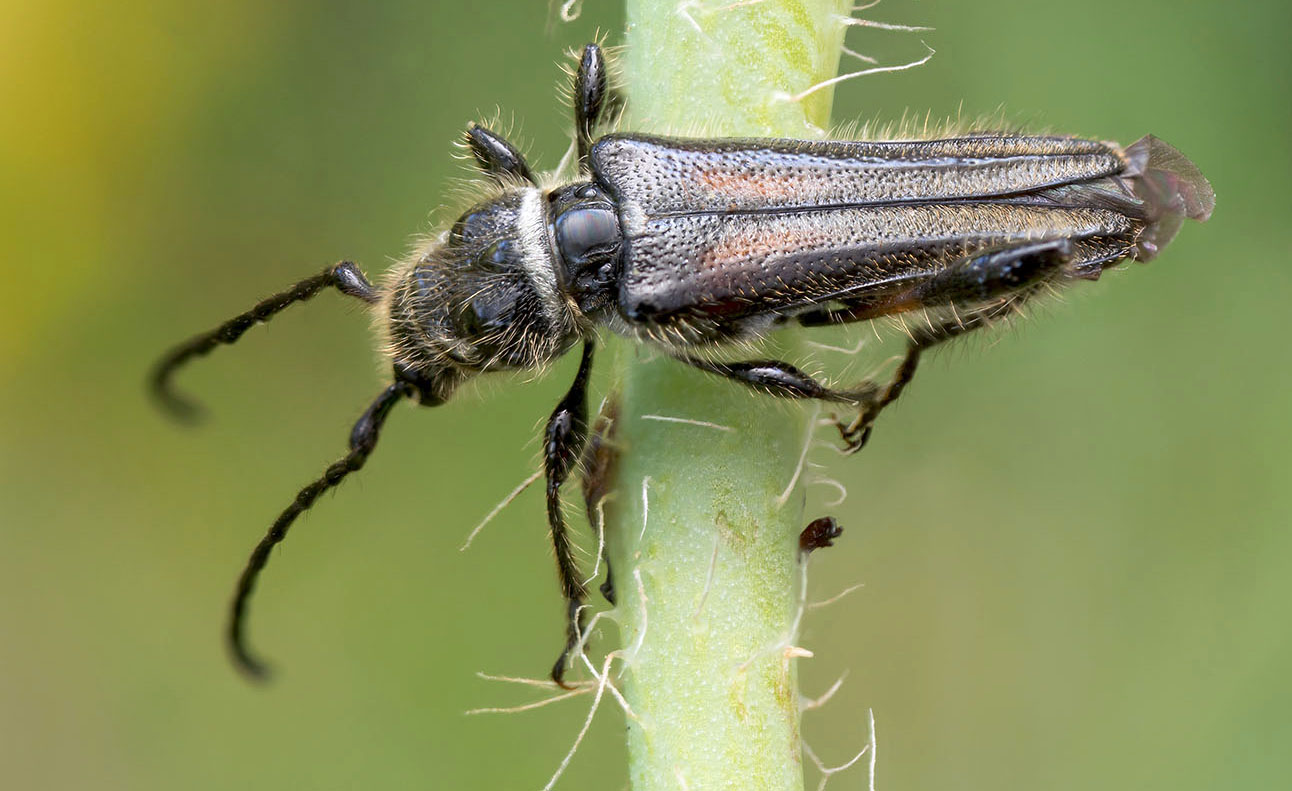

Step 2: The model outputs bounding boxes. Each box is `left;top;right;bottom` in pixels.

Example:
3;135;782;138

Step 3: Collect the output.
602;3;850;789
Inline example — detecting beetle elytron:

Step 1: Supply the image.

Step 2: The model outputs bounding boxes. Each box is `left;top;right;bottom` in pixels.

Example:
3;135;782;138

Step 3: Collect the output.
151;43;1213;685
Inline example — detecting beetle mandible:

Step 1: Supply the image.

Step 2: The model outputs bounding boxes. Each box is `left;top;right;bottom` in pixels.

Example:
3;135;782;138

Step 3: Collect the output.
151;43;1214;685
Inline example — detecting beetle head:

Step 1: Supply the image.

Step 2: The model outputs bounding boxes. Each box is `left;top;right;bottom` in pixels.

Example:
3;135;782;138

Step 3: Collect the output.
385;190;578;405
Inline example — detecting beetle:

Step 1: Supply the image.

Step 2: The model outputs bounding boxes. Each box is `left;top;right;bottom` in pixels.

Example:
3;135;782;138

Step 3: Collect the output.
151;43;1213;685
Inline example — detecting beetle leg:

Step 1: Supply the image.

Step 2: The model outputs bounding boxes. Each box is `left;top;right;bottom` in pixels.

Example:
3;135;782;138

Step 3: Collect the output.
833;293;1037;453
788;239;1076;450
580;396;621;605
795;296;891;328
598;564;616;606
574;42;619;172
464;123;538;185
678;289;1038;454
674;356;876;405
675;354;888;450
545;341;597;687
798;238;1075;328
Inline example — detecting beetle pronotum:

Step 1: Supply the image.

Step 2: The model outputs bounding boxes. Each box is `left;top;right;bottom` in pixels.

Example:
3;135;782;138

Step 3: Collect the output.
151;43;1213;685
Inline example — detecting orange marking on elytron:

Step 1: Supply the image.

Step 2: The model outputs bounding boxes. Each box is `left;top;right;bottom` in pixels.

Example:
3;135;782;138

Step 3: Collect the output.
694;167;801;201
697;221;835;270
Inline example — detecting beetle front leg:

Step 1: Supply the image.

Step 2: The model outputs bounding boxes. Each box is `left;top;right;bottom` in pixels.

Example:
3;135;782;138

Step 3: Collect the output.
580;398;621;606
544;342;596;687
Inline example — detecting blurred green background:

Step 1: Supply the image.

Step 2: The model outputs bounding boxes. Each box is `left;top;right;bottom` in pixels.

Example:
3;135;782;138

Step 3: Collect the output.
2;0;1288;788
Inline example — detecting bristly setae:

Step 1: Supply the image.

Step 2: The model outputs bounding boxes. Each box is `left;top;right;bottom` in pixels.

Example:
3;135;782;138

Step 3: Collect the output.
150;43;1213;686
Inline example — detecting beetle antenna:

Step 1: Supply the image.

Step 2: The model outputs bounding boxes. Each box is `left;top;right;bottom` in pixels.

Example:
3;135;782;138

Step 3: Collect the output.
227;381;411;680
150;261;379;421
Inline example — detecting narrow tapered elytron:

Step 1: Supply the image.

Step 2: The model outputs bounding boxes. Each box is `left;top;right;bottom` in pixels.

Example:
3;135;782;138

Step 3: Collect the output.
151;43;1213;685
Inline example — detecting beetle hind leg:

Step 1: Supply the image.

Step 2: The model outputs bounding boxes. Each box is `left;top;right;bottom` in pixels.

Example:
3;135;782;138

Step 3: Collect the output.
804;238;1076;451
832;295;1029;453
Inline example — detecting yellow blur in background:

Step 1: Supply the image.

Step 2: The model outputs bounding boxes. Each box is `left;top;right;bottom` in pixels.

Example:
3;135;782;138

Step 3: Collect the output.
2;1;1289;789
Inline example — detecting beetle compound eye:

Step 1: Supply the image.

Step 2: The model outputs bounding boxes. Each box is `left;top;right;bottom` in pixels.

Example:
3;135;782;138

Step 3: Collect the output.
449;208;502;245
478;239;516;272
443;277;545;370
450;302;488;340
550;187;622;310
454;292;513;338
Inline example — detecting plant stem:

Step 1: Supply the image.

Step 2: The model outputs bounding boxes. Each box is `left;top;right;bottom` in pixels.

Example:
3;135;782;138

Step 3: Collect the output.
602;3;850;789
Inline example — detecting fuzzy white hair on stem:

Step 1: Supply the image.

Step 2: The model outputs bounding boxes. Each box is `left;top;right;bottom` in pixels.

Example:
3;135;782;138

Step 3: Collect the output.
690;530;723;619
808;475;849;507
460;468;543;550
639;413;735;432
809;581;865;610
801;670;849;712
777;402;822;508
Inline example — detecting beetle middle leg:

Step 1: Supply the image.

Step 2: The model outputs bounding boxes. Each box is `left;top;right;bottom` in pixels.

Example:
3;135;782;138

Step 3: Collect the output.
675;356;876;406
544;341;597;687
581;396;621;606
677;299;1026;453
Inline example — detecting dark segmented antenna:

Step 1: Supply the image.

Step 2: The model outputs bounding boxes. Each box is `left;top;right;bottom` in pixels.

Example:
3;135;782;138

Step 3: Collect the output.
227;381;412;680
149;261;378;421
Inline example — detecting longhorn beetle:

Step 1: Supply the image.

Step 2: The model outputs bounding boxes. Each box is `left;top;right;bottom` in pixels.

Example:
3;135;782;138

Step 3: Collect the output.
152;43;1213;686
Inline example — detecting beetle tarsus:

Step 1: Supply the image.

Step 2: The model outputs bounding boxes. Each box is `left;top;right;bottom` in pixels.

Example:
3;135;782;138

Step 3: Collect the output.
599;575;616;606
